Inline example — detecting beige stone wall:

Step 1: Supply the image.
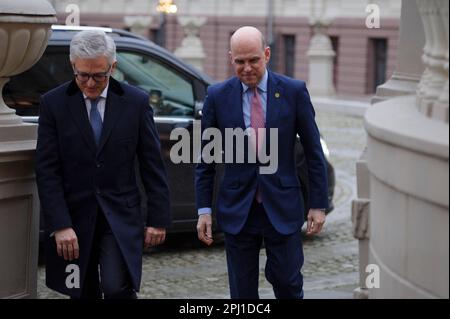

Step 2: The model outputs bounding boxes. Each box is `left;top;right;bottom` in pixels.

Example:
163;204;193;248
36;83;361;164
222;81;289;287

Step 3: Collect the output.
360;0;449;299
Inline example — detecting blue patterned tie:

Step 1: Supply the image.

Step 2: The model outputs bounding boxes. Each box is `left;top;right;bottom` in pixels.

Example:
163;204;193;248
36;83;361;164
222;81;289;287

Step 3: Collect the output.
89;98;103;146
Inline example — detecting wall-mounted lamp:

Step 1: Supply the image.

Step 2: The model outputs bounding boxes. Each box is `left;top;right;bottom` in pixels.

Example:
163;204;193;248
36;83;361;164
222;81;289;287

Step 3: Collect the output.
156;0;178;14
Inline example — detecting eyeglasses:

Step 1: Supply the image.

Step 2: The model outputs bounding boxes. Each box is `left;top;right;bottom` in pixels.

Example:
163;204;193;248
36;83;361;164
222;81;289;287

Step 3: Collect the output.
73;65;112;83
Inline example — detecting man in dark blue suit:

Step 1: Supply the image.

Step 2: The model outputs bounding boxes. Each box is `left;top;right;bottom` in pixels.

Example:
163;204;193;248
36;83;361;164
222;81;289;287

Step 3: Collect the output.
35;30;170;299
195;26;328;299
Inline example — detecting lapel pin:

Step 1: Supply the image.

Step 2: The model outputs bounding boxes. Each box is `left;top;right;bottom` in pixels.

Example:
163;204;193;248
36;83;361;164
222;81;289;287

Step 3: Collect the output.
275;93;280;98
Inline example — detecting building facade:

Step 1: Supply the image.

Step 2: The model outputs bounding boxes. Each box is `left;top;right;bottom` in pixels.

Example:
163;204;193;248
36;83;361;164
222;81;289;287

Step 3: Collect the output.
50;0;401;97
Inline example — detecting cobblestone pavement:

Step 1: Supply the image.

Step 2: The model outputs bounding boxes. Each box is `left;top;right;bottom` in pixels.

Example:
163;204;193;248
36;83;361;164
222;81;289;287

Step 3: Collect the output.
37;109;367;299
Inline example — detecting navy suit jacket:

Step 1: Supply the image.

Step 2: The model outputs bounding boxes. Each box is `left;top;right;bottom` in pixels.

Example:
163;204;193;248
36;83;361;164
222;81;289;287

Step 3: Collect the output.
35;77;171;297
195;71;328;235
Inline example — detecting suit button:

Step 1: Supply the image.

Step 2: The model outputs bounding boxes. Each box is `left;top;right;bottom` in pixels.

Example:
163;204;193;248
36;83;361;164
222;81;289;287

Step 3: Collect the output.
96;163;101;168
95;188;101;195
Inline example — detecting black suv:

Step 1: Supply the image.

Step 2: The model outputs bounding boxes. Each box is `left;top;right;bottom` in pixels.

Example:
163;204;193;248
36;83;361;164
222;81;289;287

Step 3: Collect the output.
4;26;335;240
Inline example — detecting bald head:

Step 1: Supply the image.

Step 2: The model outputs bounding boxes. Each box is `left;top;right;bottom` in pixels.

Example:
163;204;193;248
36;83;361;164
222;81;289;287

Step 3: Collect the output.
230;26;266;53
229;26;270;88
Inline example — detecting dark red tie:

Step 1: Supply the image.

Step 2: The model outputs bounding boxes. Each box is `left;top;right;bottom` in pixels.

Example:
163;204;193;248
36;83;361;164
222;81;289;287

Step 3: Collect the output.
250;87;265;203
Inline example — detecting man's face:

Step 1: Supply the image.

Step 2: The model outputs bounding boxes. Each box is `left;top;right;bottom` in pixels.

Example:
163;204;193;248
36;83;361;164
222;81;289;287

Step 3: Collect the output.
72;56;116;99
230;40;270;88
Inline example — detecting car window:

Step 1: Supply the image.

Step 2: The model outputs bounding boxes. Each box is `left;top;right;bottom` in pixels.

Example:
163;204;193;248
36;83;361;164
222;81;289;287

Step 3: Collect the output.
4;49;73;116
115;51;195;117
4;44;197;118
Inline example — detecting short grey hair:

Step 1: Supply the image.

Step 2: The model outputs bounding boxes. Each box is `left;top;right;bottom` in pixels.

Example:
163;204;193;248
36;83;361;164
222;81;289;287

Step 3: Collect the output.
70;30;116;64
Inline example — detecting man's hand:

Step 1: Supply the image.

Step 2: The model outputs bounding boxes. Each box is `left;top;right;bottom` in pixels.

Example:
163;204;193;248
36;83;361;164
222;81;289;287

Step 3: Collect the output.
144;227;166;249
306;209;326;236
197;214;213;246
55;228;79;261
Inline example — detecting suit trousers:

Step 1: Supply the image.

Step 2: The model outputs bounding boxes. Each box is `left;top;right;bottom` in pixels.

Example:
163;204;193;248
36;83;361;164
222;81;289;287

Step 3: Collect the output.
74;209;137;299
224;200;304;299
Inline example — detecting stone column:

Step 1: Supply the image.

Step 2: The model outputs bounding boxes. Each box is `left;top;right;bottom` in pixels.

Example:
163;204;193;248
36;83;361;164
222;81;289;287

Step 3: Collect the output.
174;16;206;72
372;1;425;103
307;20;336;97
416;0;449;123
0;0;56;298
363;0;449;299
123;15;153;38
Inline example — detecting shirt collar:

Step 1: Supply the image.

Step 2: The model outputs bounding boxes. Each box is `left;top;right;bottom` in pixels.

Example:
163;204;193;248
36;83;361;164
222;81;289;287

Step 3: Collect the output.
83;82;109;101
242;69;268;93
